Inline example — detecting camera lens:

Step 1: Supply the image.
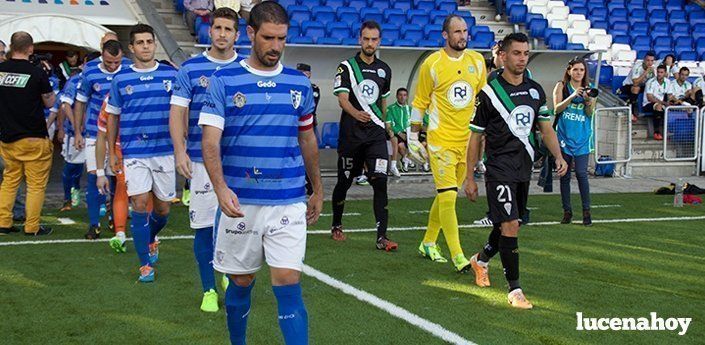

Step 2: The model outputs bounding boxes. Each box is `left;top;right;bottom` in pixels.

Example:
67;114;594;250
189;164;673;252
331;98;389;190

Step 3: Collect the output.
586;88;599;98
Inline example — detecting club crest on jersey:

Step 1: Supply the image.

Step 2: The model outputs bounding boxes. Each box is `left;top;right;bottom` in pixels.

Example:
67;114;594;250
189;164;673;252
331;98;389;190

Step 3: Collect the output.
529;88;540;100
233;92;246;108
468;66;476;73
377;68;386;78
290;90;302;109
447;81;473;109
93;83;101;92
125;85;134;95
199;75;209;88
163;80;172;92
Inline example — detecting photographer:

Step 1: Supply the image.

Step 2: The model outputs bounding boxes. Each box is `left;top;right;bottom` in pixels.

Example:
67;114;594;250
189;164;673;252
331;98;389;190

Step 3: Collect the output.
553;58;595;226
0;31;55;236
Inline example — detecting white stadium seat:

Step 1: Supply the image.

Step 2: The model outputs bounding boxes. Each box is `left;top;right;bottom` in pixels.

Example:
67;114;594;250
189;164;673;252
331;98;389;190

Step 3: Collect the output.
591;34;612;46
567;27;588;39
551;19;569;32
571;34;591;47
550;5;571;17
529;5;548;17
589;42;610;52
547;0;565;12
525;0;549;8
571;19;591;32
588;28;608;37
567;14;586;25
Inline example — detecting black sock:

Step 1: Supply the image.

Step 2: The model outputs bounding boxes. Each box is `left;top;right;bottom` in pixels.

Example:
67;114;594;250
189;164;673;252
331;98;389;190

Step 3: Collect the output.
499;235;520;292
331;177;352;227
479;225;501;262
369;175;388;238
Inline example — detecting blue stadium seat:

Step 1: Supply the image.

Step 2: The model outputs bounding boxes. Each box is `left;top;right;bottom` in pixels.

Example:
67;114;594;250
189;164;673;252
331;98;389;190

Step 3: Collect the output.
381;23;400;40
612;75;627;92
629;8;648;25
289;6;311;23
672;23;691;39
320;122;339;149
631;21;650;35
677;50;697;60
337;7;360;27
611;21;630;33
393;0;412;11
237;31;251;45
361;8;383;23
317;37;342;45
278;0;298;9
424;24;442;39
646;0;665;11
528;18;548;38
613;35;631;44
301;20;324;33
418;39;441;47
571;6;588;16
543;27;563;40
692;24;705;40
369;0;391;11
323;0;346;7
592;20;609;30
394;39;416;47
566;43;586;50
328;23;352;40
567;0;587;7
384;8;406;23
430;10;450;25
291;36;315;44
607;0;626;11
381;37;394;46
653;35;673;49
610;8;629;22
347;0;367;11
312;6;336;23
649;11;668;25
547;33;568;50
408;9;431;26
342;37;359;45
197;25;210;45
631;34;651;48
470;25;491;37
401;23;424;41
651;22;670;36
626;0;645;10
590;8;608;21
437;0;457;13
303;22;326;41
287;27;301;40
506;0;523;10
689;10;705;22
352;22;362;35
455;10;474;23
469;31;495;48
509;4;528;24
670;11;687;25
416;1;436;12
694;37;705;51
666;0;684;10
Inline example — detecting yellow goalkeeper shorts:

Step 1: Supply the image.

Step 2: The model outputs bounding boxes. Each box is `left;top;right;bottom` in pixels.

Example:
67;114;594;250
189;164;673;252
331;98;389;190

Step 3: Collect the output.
428;144;467;191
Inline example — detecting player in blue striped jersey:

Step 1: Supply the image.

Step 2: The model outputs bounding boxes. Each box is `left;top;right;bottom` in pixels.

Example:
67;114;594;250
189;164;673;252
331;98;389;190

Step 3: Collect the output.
74;40;125;240
169;7;242;313
105;24;178;283
199;3;322;344
84;32;133;71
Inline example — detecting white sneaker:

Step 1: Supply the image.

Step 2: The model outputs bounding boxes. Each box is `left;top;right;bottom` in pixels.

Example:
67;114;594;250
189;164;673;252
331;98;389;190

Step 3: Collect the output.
473;216;493;226
476;161;486;173
508;289;533;309
422;163;430;172
402;158;410;172
355;175;369;185
495;14;502;21
390;165;401;177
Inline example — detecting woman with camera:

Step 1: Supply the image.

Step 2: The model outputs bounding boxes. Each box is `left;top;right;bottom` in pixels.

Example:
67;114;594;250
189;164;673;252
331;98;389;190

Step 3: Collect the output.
552;58;595;226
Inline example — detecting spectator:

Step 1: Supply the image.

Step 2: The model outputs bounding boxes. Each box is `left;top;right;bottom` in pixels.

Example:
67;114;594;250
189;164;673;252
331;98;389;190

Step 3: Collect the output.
660;53;677;79
214;0;240;12
0;40;6;62
239;0;263;22
553;58;595;226
184;0;214;36
58;50;80;88
620;51;656;122
692;73;705;108
667;67;696;106
0;31;56;236
643;65;671;141
386;87;412;176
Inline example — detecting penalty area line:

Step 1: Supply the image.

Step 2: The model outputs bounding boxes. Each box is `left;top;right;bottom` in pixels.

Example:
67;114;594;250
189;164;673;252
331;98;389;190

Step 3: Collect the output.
302;264;476;345
2;215;704;247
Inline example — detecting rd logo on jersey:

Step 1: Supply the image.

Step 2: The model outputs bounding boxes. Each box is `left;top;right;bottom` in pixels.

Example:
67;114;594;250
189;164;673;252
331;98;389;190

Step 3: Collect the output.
290;90;302;109
508;105;535;138
358;79;379;104
447;81;473;109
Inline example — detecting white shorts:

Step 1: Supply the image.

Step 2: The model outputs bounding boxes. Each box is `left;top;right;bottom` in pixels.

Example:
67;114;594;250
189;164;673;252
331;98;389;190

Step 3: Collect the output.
61;134;86;164
189;161;218;229
48;123;56;141
213;202;307;275
85;138;98;172
123;155;176;201
239;0;257;11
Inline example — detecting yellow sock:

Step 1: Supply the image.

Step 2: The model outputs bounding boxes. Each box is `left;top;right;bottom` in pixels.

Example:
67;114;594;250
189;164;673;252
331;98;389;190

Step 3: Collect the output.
438;190;463;259
422;195;441;244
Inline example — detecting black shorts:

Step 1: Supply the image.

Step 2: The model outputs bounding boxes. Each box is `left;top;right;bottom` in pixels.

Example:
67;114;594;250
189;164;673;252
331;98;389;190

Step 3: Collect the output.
338;140;389;178
486;181;529;224
393;133;407;147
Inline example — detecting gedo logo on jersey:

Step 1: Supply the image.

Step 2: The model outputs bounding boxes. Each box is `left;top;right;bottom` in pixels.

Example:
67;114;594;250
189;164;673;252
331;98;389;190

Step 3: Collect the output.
447;81;473;109
358;79;379;104
508;105;535;138
257;80;277;88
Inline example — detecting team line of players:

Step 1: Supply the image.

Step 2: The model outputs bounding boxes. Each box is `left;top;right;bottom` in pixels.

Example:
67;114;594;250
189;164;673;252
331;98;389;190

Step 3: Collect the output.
50;2;571;343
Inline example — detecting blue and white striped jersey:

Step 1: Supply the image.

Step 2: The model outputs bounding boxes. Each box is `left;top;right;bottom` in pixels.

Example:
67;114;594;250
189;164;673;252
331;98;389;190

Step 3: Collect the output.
77;63;124;138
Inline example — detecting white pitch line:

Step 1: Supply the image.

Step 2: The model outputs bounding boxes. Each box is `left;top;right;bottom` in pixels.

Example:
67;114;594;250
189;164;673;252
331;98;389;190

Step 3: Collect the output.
591;204;622;208
319;212;361;217
57;218;77;225
302;264;476;345
408;210;430;214
2;215;705;247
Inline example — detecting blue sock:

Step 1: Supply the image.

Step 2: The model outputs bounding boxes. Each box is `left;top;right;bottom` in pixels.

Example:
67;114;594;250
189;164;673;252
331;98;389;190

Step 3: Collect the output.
131;212;151;266
225;279;255;345
272;283;308;345
71;163;83;190
62;164;73;201
86;174;101;227
194;227;216;292
149;213;168;243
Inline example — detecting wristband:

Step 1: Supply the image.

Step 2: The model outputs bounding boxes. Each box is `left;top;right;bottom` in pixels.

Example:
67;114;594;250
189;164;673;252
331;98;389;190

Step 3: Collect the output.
96;169;105;177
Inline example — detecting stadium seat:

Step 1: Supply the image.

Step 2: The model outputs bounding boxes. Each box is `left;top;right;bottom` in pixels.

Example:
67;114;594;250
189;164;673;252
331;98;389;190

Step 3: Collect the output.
384;8;406;23
361;8;383;23
317;37;343;45
237;32;251;45
369;0;391;11
328;23;352;40
380;37;394;46
590;8;608;21
566;42;586;50
528;18;549;38
469;31;495;48
592;20;609;30
393;0;413;11
470;25;491;37
394;39;416;47
646;0;665;11
197;25;210;45
692;24;705;40
630;21;650;36
408;9;431;26
609;8;629;23
607;0;626;11
291;36;315;44
437;0;457;12
610;21;630;34
424;24;442;39
416;1;436;12
418;39;441;47
430;10;450;25
455;10;475;23
629;8;648;25
287;27;301;40
678;50;698;60
323;0;346;7
312;6;336;23
401;24;424;41
347;0;367;11
651;22;670;36
543;27;563;40
666;0;684;11
675;37;693;49
670;11;687;25
631;35;651;47
337;7;360;27
289;6;311;23
303;22;326;41
301;20;323;33
509;4;528;24
278;0;298;9
320;122;339;148
342;37;359;45
547;33;568;49
649;11;668;25
381;23;400;41
571;6;588;16
626;0;645;10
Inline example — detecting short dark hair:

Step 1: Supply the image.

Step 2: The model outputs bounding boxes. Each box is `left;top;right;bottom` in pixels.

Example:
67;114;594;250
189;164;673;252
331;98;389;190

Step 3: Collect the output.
500;33;529;52
66;50;78;57
396;87;408;94
10;31;33;55
680;66;690;74
360;20;382;37
442;15;464;33
656;64;667;71
249;1;289;32
102;40;123;56
212;7;239;29
644;51;656;58
129;23;155;44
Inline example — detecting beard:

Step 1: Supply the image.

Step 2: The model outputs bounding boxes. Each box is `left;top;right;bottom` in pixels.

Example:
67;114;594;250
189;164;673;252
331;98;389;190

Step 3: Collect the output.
362;46;376;57
255;48;281;67
449;39;467;52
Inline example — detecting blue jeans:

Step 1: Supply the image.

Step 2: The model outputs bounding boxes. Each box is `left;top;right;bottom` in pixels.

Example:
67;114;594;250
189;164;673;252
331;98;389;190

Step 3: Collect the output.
538;154;554;192
560;152;591;212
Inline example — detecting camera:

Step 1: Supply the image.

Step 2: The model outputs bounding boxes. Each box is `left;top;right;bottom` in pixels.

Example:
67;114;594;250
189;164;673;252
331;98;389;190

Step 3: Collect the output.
585;88;599;98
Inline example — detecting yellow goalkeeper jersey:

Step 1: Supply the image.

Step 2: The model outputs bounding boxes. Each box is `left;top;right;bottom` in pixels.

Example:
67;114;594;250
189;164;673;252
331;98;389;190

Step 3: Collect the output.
411;48;487;147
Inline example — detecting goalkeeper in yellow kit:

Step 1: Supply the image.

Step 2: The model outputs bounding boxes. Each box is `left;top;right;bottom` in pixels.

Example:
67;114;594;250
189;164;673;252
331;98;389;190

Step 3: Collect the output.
408;14;487;272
